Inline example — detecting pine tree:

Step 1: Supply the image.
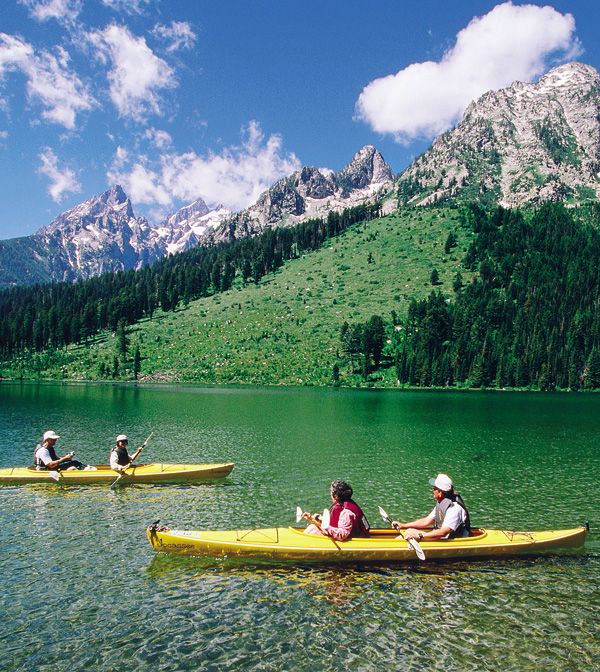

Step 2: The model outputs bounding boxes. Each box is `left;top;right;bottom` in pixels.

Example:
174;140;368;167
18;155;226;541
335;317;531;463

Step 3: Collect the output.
133;345;141;380
116;320;129;360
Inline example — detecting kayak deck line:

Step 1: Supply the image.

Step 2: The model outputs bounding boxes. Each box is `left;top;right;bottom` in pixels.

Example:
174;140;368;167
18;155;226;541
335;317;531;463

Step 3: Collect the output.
147;524;588;563
0;462;235;485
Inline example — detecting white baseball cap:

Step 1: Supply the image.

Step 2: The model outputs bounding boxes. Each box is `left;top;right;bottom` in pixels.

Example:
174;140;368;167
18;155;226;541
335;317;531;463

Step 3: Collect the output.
429;473;453;492
116;434;128;442
43;430;60;441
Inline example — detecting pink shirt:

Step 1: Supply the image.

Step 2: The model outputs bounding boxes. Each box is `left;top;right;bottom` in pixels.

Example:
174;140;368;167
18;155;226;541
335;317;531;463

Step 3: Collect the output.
322;508;356;541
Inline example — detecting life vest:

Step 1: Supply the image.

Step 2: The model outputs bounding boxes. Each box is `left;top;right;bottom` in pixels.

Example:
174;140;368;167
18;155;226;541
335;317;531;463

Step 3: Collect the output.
434;493;471;538
111;444;131;467
33;443;59;468
329;500;370;537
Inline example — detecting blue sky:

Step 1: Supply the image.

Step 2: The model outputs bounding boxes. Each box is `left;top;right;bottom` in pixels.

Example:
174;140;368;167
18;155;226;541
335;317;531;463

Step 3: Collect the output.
0;0;598;239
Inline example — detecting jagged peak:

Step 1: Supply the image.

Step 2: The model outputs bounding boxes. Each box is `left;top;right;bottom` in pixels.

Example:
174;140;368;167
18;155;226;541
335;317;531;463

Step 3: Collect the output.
337;144;393;188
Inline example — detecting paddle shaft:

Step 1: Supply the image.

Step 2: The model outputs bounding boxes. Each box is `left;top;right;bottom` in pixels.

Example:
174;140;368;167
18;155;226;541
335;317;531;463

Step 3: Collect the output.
378;506;426;560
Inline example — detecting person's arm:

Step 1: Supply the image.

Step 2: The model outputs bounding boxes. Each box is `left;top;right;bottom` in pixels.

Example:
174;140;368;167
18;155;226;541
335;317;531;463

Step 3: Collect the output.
405;525;453;541
391;512;435;531
129;446;143;463
44;450;75;470
405;506;463;541
322;508;355;541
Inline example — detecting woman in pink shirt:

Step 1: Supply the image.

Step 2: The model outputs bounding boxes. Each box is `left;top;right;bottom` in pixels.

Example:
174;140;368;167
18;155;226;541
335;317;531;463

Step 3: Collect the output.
303;480;370;541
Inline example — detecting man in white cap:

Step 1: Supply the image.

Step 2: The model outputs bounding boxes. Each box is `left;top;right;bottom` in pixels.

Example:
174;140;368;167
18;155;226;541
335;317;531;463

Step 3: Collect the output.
34;430;83;471
392;473;471;541
110;434;143;473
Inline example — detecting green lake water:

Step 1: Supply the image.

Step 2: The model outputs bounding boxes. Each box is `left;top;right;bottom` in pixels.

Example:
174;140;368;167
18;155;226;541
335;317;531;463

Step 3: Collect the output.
0;382;599;671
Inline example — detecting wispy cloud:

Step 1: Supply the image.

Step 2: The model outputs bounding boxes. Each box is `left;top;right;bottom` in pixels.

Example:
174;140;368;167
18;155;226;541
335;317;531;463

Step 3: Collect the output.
101;0;154;16
37;147;81;201
18;0;82;24
108;121;301;212
356;1;582;143
0;33;95;129
142;127;173;148
152;21;196;52
88;24;175;122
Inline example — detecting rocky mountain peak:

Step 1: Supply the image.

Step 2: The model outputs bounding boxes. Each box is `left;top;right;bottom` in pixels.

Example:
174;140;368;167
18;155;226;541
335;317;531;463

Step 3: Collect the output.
397;61;600;207
337;145;393;191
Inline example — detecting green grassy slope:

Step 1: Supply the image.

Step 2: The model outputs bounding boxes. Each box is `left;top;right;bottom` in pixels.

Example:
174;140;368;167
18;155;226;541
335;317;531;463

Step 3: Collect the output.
3;207;472;386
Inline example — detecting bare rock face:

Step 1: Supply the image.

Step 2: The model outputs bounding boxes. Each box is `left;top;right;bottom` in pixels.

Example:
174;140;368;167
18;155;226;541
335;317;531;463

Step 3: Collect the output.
397;62;600;207
35;185;163;282
210;145;395;243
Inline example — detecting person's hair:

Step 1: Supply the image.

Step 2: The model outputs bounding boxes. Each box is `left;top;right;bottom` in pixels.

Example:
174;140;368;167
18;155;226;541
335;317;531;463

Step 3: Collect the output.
330;480;353;503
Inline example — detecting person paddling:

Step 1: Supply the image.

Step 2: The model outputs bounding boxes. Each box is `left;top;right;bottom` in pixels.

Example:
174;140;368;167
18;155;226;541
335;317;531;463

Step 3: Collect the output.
34;430;85;471
392;473;472;541
303;480;370;540
109;434;144;473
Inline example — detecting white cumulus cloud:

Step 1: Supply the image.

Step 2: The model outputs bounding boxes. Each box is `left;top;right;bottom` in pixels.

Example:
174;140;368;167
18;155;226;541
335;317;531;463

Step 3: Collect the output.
356;1;582;143
0;33;95;129
88;24;175;122
108;121;301;213
37;147;81;201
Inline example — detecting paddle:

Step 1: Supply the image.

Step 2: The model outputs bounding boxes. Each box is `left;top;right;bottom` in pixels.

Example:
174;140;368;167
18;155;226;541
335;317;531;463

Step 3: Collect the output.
295;505;325;527
378;506;426;561
110;432;154;488
295;506;340;550
48;470;60;482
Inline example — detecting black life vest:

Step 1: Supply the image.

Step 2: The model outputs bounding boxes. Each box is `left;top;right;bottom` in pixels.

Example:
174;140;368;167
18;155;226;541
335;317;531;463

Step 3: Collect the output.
33;443;59;468
434;493;471;538
329;500;370;537
111;444;131;466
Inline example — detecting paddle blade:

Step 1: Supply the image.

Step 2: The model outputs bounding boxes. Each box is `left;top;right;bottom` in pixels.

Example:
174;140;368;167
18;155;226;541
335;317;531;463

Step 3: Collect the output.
408;538;426;561
295;506;304;523
321;508;330;529
378;506;390;522
49;471;60;482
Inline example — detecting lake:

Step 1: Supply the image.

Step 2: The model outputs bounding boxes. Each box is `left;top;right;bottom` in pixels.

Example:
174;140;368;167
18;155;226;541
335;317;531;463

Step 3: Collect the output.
0;382;598;671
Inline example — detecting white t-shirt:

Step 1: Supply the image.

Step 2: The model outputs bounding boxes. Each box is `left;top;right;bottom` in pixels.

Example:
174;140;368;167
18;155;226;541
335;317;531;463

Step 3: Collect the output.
429;502;467;536
35;446;53;466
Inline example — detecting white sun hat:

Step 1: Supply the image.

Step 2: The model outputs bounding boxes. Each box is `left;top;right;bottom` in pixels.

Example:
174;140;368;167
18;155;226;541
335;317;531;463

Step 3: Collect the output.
429;473;453;492
43;430;60;441
116;434;128;442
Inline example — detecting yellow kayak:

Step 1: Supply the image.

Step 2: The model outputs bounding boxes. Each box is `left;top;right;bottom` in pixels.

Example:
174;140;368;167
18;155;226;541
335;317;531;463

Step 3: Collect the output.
146;524;587;562
0;462;234;485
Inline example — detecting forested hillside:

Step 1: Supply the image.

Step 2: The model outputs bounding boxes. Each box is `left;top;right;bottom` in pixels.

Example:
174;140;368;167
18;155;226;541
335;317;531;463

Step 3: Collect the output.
0;203;381;357
0;205;466;384
1;201;598;390
391;203;600;389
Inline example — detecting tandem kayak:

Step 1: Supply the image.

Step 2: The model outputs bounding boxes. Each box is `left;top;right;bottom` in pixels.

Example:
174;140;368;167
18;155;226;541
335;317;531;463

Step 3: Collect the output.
146;524;587;563
0;462;235;485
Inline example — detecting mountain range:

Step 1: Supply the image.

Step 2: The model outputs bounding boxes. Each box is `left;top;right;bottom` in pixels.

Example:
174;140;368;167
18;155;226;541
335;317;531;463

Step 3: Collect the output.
0;61;598;287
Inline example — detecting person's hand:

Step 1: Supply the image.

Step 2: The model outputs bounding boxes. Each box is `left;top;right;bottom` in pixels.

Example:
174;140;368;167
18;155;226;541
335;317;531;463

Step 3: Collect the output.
404;528;423;541
303;512;321;526
391;520;402;531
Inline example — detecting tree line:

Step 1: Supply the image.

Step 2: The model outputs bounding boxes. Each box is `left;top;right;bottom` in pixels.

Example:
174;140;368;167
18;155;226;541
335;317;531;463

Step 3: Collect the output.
0;203;381;358
339;202;600;390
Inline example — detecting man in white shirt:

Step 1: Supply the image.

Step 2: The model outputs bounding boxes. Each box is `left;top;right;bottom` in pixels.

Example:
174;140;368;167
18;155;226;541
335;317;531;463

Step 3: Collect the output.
34;431;83;471
392;473;471;541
